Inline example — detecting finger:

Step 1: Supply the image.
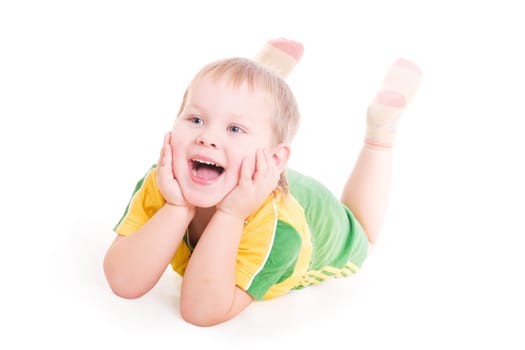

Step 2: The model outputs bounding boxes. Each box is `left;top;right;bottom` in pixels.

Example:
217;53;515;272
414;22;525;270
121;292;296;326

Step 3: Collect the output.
240;154;255;185
163;144;172;170
264;150;280;187
254;149;268;181
162;143;174;179
158;132;170;167
157;144;165;168
165;132;177;178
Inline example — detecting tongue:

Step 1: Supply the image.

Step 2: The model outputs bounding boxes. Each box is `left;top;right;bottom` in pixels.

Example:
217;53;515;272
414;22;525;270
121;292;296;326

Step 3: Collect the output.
196;166;221;181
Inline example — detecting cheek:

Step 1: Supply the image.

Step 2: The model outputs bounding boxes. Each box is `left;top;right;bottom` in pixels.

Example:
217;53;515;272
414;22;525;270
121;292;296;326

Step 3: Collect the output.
170;128;186;152
229;146;250;161
227;147;256;174
170;138;187;169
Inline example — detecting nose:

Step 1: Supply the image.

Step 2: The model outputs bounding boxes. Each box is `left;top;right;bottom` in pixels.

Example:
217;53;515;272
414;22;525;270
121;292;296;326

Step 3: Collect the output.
196;132;218;148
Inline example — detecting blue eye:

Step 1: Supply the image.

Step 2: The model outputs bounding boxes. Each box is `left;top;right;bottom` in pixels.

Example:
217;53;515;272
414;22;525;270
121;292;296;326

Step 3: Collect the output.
189;116;204;125
227;125;244;133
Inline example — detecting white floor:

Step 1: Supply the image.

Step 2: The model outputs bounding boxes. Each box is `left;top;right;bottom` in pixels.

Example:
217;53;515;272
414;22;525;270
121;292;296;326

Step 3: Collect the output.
2;1;524;349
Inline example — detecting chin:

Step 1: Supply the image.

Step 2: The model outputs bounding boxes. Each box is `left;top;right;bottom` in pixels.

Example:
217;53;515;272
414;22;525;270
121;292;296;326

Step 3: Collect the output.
182;189;223;209
189;199;218;209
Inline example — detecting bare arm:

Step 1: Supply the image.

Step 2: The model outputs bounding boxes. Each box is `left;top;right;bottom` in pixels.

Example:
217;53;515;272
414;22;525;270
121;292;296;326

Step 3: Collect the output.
103;204;194;299
180;149;283;326
104;132;195;298
180;210;253;326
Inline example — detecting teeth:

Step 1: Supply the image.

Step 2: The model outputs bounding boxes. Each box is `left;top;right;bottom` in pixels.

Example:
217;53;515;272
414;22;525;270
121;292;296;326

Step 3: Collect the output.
192;159;218;167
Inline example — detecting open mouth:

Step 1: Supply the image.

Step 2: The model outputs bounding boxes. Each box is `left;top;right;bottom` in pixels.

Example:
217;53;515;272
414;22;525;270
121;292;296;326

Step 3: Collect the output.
191;158;225;181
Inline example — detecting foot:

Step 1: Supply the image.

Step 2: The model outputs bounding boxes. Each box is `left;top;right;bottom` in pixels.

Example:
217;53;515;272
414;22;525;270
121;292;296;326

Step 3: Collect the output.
365;58;423;148
254;38;304;78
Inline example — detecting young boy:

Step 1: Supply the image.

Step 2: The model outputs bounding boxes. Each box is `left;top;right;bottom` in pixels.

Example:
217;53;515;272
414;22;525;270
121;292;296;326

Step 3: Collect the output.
103;39;422;327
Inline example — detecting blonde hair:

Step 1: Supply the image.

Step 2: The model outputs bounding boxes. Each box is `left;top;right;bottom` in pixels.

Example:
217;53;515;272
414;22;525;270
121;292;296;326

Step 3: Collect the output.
176;57;301;192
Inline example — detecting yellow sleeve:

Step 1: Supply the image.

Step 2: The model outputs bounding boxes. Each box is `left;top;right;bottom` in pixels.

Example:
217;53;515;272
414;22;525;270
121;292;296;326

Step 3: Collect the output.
113;166;166;236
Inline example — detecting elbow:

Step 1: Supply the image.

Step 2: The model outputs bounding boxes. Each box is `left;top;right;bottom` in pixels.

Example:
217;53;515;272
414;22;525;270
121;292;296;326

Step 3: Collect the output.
179;299;229;327
180;313;225;328
108;282;147;300
103;257;148;300
180;314;219;328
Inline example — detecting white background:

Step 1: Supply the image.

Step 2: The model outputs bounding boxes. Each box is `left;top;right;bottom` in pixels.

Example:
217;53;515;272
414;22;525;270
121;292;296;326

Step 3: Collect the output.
1;0;524;348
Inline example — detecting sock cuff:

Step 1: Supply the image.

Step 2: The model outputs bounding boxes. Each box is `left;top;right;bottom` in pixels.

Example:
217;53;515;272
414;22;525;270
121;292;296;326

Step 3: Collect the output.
254;43;298;78
381;65;423;103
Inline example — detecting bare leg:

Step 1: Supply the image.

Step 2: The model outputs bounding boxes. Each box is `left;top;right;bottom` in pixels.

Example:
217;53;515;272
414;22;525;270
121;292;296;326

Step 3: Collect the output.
254;38;304;78
341;59;422;246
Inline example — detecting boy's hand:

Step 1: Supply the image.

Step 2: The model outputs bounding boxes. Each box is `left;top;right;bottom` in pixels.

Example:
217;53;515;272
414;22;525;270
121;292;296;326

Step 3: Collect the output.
217;149;280;220
157;132;194;209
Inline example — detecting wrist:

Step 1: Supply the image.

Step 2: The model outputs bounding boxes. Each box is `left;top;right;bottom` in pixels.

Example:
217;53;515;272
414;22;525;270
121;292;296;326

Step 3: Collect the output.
214;208;247;226
163;202;195;218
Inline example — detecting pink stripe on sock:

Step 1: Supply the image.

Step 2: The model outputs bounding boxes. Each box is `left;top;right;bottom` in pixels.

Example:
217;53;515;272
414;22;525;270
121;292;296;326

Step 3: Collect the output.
393;58;423;76
364;138;393;149
268;38;304;61
376;90;406;108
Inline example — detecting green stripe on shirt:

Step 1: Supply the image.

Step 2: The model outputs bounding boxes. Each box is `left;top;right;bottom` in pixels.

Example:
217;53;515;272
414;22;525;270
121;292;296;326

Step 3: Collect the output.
246;220;302;300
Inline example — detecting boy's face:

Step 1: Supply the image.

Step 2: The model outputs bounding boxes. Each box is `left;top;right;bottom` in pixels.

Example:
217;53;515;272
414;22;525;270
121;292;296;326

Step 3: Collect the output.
171;75;276;208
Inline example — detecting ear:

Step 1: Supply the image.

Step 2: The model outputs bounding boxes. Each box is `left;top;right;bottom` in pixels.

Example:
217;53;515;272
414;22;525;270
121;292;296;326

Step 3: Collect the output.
271;143;291;173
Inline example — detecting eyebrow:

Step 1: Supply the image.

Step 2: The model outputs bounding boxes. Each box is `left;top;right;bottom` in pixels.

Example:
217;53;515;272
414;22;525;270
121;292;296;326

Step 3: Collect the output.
184;103;207;114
